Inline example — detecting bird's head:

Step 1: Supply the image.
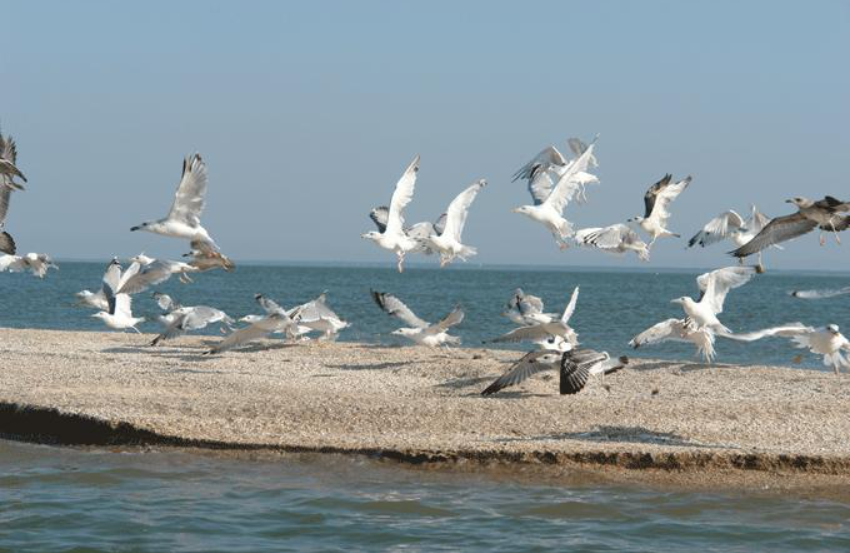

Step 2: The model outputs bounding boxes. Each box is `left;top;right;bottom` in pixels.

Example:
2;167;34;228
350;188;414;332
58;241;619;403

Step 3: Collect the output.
129;221;151;232
131;252;154;265
511;206;532;216
627;216;645;224
670;297;689;306
91;312;107;320
786;197;812;208
361;231;380;241
827;324;840;335
392;328;416;337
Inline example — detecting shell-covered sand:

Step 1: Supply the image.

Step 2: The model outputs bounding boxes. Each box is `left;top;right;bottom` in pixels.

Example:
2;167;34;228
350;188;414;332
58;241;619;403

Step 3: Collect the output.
2;328;850;483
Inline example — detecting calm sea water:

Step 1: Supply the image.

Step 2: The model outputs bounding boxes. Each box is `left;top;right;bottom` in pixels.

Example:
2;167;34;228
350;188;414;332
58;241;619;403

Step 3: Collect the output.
1;441;849;552
2;263;849;551
0;261;846;368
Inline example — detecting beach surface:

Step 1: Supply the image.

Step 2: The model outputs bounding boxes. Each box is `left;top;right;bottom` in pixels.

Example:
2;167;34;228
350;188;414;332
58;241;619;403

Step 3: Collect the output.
2;328;850;483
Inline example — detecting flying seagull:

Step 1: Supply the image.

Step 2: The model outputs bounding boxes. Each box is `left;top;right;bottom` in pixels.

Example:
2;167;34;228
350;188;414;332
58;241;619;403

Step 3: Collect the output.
117;253;199;294
629;318;717;363
422;179;487;267
575;223;650;261
731;196;850;260
75;289;109;310
481;348;628;396
290;292;350;341
512;137;599;249
205;313;297;355
0;130;26;254
371;290;464;347
688;205;771;250
92;259;145;332
791;286;850;300
0;129;26;189
183;240;236;273
150;298;234;346
489;286;580;352
629;174;693;247
670;266;757;333
720;323;850;375
361;155;423;272
130;153;223;253
0;253;57;278
501;288;557;327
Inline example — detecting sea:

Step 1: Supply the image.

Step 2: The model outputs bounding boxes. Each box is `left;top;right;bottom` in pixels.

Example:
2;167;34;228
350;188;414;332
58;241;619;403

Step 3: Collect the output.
1;262;848;551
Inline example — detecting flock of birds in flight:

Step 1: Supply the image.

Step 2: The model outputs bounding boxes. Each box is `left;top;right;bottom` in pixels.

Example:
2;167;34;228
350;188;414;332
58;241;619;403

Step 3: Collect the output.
1;125;850;395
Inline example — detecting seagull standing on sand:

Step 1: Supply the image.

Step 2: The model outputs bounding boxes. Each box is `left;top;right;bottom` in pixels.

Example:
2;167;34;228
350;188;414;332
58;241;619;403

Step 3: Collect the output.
720;323;850;375
628;174;693;248
511;138;599;249
575;223;650;261
371;290;464;347
481;348;628;396
92;259;145;332
730;196;850;260
670;266;757;333
629;318;717;363
0;253;57;278
423;179;487;267
361;155;422;272
490;287;580;352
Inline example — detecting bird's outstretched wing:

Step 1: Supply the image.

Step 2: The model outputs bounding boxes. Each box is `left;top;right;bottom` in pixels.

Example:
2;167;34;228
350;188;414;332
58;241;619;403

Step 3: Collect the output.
0;230;15;255
370;290;429;329
644;174;691;226
118;260;177;295
561;286;579;324
152;292;179;311
511;146;566;183
255;294;288;316
369;206;389;233
697;266;757;315
481;350;561;395
687;210;745;248
717;323;815;342
440;179;486;242
629;318;691;348
424;306;464;335
385;155;420;235
167;154;208;228
489;321;569;344
731;213;817;258
543;140;598;214
791;286;850;300
206;315;289;354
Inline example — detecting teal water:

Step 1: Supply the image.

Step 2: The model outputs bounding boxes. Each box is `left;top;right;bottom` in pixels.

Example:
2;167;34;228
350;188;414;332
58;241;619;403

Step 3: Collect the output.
0;261;846;368
1;441;849;552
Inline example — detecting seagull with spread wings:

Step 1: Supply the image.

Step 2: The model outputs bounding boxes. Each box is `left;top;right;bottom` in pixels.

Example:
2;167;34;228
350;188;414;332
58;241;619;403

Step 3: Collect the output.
205;313;297;355
481;348;628;396
0;129;26;190
91;259;145;332
371;290;463;347
629;318;717;363
575;223;650;261
730;196;850;261
0;253;57;278
489;286;580;352
361;155;423;272
511;137;599;249
150;298;234;347
422;179;487;267
628;174;693;248
670;266;757;333
501;288;557;327
688;205;773;268
130;154;223;254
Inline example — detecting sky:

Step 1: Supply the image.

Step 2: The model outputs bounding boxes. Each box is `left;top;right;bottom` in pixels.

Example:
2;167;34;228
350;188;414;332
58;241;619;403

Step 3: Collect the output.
3;0;849;271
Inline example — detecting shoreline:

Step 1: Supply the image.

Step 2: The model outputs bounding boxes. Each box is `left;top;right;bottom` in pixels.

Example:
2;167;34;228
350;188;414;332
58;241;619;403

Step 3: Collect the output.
2;328;849;489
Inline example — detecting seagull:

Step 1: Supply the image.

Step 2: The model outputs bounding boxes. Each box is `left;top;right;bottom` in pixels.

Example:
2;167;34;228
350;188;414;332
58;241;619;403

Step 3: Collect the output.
205;313;297;354
501;289;557;326
730;196;850;260
791;286;850;300
629;318;717;363
481;348;628;396
92;259;145;332
489;286;580;351
371;290;464;347
75;289;109;311
574;223;650;261
150;301;234;346
628;174;693;247
511;137;599;249
117;254;199;293
0;253;58;278
0;183;16;255
720;323;850;375
422;179;487;267
0;130;26;189
130;153;222;252
249;294;313;339
670;266;757;333
290;292;350;341
361;155;423;272
183;240;236;273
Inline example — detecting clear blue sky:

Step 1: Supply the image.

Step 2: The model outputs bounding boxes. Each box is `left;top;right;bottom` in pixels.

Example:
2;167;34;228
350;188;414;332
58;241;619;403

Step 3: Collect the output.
4;0;849;271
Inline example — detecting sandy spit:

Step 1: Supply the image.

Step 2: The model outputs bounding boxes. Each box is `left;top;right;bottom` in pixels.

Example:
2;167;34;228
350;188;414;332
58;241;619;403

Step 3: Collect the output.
2;328;850;484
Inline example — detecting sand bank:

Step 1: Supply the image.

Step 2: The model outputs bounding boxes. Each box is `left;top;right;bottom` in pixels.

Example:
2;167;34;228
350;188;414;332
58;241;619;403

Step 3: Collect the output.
2;328;849;481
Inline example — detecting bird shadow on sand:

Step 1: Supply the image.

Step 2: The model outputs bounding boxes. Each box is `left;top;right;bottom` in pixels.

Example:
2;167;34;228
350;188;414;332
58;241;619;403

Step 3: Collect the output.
434;375;494;390
498;425;726;449
326;361;411;371
628;360;724;373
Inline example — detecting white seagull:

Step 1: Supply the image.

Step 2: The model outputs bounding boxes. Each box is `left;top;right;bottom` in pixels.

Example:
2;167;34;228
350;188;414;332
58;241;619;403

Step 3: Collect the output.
489;286;580;352
501;288;557;326
92;259;145;332
361;155;422;272
75;289;109;311
575;223;650;261
371;290;464;347
290;293;350;341
791;286;850;300
118;253;199;293
670;266;757;333
0;253;58;278
628;174;693;247
423;179;487;267
511;138;599;249
720;323;850;375
130;153;221;252
150;301;234;346
629;318;717;363
205;313;297;355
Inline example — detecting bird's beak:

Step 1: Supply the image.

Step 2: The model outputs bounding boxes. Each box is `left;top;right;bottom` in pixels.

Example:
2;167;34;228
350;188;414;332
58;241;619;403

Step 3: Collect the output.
510;207;520;213
130;225;141;231
784;199;793;204
670;298;682;304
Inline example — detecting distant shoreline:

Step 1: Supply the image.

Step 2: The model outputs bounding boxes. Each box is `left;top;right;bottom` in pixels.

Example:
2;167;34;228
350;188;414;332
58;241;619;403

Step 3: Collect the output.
2;328;849;491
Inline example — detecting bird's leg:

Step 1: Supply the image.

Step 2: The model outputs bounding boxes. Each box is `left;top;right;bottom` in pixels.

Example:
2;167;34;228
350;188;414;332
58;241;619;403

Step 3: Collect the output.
396;252;405;273
179;272;194;284
648;236;657;249
830;221;842;245
820;230;826;246
132;326;142;334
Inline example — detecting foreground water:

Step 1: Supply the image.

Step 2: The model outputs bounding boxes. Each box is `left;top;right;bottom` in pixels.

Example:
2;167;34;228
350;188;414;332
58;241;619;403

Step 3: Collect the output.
1;440;848;552
0;261;847;368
